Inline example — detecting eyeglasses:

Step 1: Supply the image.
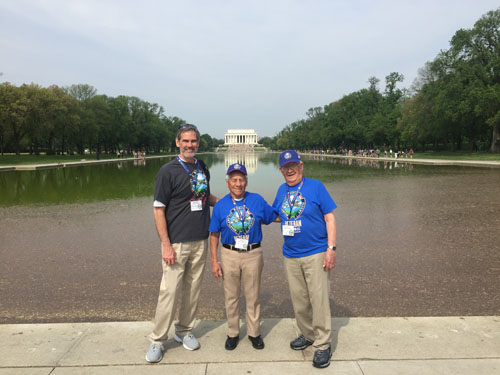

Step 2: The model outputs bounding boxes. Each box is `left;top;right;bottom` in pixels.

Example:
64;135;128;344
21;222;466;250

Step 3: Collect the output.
178;123;198;130
280;162;300;171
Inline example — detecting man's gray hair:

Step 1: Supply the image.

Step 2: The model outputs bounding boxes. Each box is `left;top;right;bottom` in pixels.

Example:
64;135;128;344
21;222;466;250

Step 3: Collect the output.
176;124;200;141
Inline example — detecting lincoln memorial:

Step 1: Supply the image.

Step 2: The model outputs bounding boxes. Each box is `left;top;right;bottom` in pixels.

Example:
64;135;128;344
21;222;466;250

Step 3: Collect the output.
224;129;259;146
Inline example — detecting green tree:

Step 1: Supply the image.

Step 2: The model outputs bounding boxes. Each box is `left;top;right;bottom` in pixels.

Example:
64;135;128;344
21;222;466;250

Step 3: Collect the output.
65;84;98;155
87;95;112;158
259;136;276;149
64;84;97;101
0;83;28;155
451;8;500;152
418;8;500;152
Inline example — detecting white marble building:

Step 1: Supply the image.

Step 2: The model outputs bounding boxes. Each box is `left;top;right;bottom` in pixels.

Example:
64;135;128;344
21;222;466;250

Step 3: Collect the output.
224;129;259;145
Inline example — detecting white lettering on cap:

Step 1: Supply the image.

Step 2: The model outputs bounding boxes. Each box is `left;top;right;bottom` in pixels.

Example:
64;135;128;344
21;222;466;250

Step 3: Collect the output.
284;152;291;159
234;164;240;169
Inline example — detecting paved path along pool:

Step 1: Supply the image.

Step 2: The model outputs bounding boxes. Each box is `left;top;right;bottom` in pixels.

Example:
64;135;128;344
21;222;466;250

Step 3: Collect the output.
1;317;499;374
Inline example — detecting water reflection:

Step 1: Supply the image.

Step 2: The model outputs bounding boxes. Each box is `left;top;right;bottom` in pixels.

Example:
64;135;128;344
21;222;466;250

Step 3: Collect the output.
0;152;489;206
224;152;259;174
0;158;170;206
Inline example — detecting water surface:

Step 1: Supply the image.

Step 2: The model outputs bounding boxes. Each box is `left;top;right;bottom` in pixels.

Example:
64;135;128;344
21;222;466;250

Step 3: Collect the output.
1;152;499;323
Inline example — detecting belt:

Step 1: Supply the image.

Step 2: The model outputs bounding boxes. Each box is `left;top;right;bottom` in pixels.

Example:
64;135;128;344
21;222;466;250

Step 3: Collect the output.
222;242;261;252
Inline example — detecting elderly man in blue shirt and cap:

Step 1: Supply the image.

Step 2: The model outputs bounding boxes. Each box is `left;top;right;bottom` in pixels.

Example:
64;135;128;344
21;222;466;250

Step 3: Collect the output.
273;150;338;369
209;163;277;351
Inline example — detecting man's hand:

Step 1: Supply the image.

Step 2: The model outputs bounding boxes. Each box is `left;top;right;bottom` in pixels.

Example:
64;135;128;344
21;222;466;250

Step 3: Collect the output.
211;262;223;279
162;242;176;265
323;248;336;271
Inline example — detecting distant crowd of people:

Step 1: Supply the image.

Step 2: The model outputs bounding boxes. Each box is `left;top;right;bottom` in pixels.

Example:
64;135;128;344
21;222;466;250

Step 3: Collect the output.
302;147;415;159
115;150;147;159
384;148;414;159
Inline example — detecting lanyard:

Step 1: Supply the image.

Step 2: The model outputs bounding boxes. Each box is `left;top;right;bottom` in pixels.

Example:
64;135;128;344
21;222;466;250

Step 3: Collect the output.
177;156;201;196
285;178;304;220
232;197;247;234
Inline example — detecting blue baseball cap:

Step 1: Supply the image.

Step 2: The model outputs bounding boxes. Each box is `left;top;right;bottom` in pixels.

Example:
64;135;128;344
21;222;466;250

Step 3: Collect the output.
279;150;301;167
226;163;247;175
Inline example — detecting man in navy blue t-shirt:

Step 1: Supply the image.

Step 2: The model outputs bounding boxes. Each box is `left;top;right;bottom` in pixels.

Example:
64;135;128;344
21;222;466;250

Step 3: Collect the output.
209;163;277;351
272;150;337;369
146;124;218;364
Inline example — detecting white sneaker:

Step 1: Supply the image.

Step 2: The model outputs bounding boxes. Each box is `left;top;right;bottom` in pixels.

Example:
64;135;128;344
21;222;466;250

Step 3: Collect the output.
174;333;200;350
145;343;165;363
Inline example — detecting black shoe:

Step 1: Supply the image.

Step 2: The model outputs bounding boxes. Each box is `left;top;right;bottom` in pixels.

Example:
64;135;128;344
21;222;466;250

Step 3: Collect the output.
312;346;332;368
290;335;313;350
225;335;239;350
248;335;265;349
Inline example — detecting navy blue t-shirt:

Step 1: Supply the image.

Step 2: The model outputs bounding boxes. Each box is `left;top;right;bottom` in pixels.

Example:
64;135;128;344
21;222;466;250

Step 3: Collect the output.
272;177;337;258
154;158;210;244
209;192;277;245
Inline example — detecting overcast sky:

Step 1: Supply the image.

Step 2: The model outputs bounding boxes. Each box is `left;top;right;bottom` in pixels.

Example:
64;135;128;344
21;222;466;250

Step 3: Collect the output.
1;1;498;138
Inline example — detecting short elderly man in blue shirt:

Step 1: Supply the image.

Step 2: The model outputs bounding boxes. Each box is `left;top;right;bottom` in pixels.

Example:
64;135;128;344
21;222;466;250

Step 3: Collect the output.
209;163;277;351
273;150;338;369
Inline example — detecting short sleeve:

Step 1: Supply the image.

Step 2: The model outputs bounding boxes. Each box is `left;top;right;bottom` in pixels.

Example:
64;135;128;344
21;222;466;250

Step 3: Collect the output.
317;181;337;214
154;168;171;206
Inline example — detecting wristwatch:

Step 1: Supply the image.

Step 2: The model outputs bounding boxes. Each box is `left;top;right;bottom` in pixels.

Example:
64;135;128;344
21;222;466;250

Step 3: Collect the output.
328;245;336;251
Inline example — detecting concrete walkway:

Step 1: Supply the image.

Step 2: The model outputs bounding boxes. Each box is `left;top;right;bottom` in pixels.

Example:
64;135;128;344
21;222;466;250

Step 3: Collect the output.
1;317;499;374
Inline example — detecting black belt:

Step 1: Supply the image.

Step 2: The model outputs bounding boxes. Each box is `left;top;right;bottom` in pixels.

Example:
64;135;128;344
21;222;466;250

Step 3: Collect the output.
222;242;261;252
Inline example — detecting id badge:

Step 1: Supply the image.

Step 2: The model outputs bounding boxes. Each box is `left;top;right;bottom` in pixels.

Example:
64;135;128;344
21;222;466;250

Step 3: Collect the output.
190;200;203;211
235;238;249;250
282;225;295;236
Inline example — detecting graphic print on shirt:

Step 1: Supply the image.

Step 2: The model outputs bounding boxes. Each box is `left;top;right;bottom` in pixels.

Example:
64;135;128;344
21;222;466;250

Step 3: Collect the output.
281;191;306;233
191;170;208;197
226;206;255;235
187;169;208;207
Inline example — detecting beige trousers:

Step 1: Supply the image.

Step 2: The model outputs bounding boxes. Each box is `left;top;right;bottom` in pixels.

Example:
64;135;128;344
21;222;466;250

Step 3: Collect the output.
221;247;264;338
148;239;208;344
284;251;331;350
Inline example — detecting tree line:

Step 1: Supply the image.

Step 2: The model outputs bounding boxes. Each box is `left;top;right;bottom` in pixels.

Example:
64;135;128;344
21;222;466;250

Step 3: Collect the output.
0;83;222;156
271;8;500;153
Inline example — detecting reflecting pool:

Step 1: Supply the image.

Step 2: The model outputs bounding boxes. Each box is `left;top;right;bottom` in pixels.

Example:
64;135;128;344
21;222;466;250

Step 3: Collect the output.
0;152;479;206
1;152;499;323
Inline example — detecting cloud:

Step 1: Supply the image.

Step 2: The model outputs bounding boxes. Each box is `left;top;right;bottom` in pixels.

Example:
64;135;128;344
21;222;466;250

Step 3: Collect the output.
1;0;498;137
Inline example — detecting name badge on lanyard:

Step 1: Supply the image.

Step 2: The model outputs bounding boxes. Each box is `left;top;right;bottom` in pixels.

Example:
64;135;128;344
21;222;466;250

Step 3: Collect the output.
233;198;249;246
235;238;249;250
282;225;295;236
282;178;304;236
190;200;203;211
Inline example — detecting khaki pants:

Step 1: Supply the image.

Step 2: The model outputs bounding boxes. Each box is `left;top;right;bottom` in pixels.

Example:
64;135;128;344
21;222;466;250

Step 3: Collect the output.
221;247;264;338
148;239;207;344
284;252;331;350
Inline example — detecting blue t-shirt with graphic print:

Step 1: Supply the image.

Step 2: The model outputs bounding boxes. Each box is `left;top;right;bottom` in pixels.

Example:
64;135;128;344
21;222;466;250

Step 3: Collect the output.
272;177;337;258
209;192;277;245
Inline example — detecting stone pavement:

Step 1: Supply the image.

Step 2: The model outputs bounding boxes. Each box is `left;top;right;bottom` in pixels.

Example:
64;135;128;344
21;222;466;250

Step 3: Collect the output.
1;317;499;374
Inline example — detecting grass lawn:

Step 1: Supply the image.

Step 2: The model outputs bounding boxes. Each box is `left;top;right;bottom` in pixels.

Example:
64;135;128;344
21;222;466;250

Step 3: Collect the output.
413;151;500;161
0;153;172;166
